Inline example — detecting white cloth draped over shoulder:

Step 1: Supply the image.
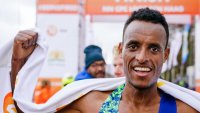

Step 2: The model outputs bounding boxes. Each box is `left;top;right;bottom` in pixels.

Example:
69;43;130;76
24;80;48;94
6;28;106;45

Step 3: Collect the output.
0;31;200;113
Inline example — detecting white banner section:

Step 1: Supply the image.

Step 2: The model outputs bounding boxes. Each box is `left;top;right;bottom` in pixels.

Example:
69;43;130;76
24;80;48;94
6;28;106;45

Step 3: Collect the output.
37;14;79;77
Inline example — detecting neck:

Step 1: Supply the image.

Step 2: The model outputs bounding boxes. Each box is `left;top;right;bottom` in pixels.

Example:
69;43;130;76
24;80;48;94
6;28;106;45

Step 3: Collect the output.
122;82;160;107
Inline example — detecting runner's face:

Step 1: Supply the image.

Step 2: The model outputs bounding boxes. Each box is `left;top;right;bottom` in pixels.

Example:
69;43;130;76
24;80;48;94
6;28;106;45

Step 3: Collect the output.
87;60;106;78
113;56;124;77
122;20;169;89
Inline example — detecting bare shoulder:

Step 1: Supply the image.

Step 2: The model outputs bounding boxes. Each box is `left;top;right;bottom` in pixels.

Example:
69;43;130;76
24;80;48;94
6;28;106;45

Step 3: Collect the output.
57;90;112;113
176;99;199;113
77;90;112;112
82;90;112;101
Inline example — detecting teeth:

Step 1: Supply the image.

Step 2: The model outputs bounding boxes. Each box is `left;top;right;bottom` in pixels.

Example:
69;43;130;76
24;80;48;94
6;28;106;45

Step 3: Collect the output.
134;67;151;72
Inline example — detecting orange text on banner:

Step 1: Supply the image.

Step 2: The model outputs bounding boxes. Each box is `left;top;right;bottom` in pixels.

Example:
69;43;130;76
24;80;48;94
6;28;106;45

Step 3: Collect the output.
37;0;79;14
86;0;200;15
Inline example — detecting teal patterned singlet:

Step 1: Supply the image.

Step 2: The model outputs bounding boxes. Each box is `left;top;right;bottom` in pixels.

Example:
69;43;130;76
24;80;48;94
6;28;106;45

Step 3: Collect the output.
99;84;125;113
99;84;177;113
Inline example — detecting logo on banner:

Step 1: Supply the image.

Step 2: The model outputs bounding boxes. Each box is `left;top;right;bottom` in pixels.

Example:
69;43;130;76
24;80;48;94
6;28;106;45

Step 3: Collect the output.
3;92;17;113
48;50;65;66
47;25;58;37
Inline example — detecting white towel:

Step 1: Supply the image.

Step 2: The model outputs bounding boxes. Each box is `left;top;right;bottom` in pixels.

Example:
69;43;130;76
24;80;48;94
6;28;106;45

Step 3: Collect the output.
1;32;200;113
0;39;14;113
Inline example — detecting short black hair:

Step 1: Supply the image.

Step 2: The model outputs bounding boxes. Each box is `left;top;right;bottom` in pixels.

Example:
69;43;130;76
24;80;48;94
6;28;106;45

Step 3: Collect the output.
123;7;169;49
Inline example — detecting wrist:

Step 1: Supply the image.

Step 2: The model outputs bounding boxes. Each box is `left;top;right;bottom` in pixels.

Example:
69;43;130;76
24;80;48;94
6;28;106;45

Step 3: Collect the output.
11;56;27;92
12;56;26;61
12;56;28;63
11;56;27;77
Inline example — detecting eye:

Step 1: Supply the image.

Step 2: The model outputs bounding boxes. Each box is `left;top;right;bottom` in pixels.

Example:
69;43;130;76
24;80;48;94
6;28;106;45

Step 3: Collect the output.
126;41;139;51
128;44;138;50
91;64;97;67
150;46;160;52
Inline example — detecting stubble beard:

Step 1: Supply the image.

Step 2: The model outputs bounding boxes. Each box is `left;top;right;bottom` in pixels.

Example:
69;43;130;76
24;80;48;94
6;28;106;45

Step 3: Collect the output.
127;78;156;91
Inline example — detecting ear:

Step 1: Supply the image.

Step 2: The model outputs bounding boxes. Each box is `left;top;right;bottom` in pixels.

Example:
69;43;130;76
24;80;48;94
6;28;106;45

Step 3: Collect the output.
118;42;123;56
163;48;170;63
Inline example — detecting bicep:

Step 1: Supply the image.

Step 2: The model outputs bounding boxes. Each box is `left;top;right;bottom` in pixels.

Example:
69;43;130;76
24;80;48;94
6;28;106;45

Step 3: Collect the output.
56;101;82;113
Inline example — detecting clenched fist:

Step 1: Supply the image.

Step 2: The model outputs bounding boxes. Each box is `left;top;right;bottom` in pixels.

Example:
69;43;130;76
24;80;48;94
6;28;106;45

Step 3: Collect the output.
12;30;38;60
11;30;38;112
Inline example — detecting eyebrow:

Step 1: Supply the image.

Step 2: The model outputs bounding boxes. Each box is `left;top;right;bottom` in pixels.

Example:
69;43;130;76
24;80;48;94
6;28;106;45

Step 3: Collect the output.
149;43;161;47
126;40;139;46
126;40;163;48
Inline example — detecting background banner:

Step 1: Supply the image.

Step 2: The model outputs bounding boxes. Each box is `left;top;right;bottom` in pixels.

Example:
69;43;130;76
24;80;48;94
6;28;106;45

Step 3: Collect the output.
37;0;80;78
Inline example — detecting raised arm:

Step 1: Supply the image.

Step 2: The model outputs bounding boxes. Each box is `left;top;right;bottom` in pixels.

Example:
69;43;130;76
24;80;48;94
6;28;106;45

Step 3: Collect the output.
10;30;38;112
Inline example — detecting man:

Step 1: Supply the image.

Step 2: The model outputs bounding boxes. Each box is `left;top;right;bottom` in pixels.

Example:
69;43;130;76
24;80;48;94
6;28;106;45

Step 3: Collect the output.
34;80;52;104
11;8;198;113
75;45;106;81
113;43;124;77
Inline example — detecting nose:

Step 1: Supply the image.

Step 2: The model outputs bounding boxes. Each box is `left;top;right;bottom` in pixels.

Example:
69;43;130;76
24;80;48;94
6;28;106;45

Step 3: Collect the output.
115;66;122;74
96;64;105;71
97;66;103;71
135;48;148;63
115;66;120;72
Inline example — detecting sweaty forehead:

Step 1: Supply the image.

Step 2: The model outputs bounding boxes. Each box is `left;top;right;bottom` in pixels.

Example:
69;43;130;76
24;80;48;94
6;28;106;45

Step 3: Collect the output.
124;21;166;41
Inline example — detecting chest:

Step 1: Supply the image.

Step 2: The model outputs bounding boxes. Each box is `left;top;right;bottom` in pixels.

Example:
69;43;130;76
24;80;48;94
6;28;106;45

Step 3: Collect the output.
81;98;105;113
119;101;160;113
99;85;177;113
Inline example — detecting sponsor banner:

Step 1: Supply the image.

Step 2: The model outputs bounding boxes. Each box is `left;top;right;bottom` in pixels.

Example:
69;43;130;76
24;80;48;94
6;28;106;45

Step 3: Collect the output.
37;14;79;78
86;0;200;15
37;0;79;78
37;0;79;14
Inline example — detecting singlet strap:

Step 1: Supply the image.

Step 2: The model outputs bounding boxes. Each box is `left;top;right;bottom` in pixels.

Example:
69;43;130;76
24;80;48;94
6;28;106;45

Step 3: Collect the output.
99;84;125;113
159;90;177;113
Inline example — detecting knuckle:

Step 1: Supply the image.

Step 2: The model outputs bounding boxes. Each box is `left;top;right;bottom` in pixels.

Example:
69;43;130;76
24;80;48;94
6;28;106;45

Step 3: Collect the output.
19;30;25;33
14;35;21;41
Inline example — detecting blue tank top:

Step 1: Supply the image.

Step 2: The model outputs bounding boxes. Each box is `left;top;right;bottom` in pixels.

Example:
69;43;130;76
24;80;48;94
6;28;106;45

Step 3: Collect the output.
99;84;177;113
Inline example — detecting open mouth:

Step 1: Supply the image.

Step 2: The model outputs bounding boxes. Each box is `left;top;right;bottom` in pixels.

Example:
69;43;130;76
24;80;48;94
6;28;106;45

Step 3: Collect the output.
132;66;152;77
134;67;151;72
